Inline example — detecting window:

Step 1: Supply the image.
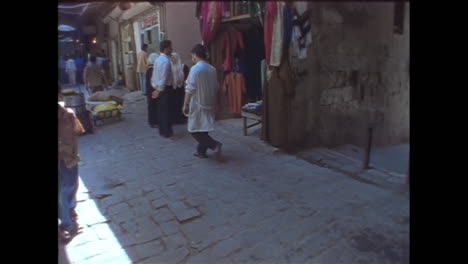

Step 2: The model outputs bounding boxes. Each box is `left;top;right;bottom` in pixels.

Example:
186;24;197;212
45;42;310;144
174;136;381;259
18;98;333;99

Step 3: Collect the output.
393;2;405;35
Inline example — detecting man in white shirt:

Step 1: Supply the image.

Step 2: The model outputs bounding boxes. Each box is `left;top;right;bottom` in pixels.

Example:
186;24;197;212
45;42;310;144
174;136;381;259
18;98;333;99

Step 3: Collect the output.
151;40;176;139
183;44;222;159
65;56;77;86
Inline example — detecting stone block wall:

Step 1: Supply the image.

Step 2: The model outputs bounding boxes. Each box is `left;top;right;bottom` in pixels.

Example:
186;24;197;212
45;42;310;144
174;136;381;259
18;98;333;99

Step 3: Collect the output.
289;2;409;149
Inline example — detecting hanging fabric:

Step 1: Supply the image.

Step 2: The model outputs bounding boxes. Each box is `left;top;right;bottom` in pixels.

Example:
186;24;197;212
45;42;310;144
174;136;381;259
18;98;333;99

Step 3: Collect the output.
221;30;244;72
264;1;277;69
201;2;224;46
222;72;246;114
290;1;313;60
270;1;285;67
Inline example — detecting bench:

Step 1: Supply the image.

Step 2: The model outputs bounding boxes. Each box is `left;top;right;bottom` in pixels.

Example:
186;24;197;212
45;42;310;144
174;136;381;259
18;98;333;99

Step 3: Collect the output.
241;110;262;136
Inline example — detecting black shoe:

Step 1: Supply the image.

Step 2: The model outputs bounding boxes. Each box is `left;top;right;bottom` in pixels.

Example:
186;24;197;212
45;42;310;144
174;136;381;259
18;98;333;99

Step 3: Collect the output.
213;142;223;160
193;152;208;159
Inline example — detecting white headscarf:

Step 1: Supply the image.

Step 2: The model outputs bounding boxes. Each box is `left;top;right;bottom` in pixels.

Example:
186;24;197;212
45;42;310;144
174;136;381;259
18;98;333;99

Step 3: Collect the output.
171;52;185;88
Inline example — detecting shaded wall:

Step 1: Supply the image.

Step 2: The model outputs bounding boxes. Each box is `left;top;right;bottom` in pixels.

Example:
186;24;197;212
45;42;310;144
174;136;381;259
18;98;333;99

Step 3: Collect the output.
165;2;202;67
289;2;410;149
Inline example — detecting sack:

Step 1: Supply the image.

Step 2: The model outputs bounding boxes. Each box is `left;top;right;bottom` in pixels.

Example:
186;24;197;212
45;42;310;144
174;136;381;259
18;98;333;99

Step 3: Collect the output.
94;103;123;118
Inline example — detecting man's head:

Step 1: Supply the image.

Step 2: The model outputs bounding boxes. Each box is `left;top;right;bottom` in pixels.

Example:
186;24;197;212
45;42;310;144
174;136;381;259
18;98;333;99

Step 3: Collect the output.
142;44;148;52
160;40;173;55
190;44;207;63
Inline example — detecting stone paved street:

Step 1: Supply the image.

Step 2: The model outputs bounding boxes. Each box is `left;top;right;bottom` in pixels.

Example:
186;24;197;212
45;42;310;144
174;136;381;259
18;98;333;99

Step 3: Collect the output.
59;97;409;264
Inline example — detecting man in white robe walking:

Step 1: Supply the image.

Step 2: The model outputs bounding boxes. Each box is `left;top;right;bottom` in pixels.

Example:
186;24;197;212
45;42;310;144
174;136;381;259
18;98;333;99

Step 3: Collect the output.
183;44;222;159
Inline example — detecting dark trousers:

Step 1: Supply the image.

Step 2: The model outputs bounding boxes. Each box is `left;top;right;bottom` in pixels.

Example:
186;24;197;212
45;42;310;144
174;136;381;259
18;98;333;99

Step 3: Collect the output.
190;132;219;155
147;95;158;127
158;87;174;137
171;87;187;124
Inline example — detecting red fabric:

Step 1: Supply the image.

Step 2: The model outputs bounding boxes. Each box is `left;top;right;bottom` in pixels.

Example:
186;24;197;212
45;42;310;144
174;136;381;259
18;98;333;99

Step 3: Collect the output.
201;2;224;45
221;31;244;72
264;1;277;68
222;72;246;114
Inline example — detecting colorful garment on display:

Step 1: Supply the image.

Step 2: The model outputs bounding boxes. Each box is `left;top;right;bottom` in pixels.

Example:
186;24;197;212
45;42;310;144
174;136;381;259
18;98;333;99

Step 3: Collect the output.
222;72;246;114
290;1;313;60
264;1;277;69
221;30;244;72
270;1;285;67
201;2;224;45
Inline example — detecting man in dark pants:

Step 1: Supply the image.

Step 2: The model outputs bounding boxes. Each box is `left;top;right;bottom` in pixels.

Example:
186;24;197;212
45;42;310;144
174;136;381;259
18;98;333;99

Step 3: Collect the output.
145;53;159;128
151;40;177;139
183;44;222;159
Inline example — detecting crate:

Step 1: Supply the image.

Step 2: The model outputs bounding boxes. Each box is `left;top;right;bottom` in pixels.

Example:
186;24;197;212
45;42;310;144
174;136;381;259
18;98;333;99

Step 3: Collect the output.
92;109;122;126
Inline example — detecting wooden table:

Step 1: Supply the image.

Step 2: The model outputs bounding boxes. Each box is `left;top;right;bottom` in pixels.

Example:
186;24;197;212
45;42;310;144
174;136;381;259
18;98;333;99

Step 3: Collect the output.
241;110;262;136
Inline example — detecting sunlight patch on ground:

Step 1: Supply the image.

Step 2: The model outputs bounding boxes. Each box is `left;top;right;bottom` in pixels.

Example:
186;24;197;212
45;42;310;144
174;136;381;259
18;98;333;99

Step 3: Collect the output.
64;177;132;264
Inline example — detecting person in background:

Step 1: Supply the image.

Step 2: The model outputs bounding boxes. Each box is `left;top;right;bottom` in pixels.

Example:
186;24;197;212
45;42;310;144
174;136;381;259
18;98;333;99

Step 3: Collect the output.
152;40;177;139
83;55;108;94
65;56;77;86
59;90;85;241
74;56;86;86
170;52;188;124
137;44;149;95
183;44;222;159
59;56;67;84
145;52;160;128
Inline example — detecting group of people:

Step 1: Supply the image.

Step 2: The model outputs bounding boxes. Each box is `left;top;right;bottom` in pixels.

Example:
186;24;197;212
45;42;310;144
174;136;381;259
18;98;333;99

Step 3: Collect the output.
137;41;222;159
60;52;110;94
59;41;223;241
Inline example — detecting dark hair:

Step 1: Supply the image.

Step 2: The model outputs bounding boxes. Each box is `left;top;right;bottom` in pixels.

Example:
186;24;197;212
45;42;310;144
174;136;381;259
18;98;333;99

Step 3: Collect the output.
191;44;207;60
142;44;148;51
90;55;97;63
160;40;172;52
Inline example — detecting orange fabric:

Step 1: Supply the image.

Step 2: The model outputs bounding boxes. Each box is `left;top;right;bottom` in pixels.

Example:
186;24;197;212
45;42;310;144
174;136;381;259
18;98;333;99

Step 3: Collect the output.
222;72;246;114
221;31;244;71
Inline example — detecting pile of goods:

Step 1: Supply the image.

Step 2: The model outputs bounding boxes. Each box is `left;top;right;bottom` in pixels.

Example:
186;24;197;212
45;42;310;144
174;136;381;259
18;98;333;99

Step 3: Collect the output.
86;91;125;126
241;101;263;116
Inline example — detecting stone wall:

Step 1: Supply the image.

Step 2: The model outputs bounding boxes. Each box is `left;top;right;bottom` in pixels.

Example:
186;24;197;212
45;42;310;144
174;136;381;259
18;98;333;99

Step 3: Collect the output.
289;2;409;149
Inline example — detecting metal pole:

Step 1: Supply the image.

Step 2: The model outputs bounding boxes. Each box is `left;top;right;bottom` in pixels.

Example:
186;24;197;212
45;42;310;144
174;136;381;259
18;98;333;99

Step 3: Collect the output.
363;126;373;169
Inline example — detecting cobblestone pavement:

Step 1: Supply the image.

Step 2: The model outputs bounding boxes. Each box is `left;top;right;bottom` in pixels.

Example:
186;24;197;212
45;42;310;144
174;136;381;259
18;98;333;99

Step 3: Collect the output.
59;98;409;264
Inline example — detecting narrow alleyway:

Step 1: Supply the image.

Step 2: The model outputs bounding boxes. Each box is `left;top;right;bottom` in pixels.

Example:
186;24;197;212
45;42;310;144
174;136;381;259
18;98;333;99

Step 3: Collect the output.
60;97;409;264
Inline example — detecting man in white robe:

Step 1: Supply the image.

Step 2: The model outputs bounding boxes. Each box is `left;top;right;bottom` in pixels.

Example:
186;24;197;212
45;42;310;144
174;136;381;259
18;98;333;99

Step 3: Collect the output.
183;44;222;159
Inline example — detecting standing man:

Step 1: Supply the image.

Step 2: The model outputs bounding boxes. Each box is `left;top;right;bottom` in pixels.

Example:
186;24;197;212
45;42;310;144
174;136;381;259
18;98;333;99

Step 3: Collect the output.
59;98;85;241
84;55;108;94
137;44;149;95
145;52;160;128
65;56;77;87
152;40;176;139
183;44;222;159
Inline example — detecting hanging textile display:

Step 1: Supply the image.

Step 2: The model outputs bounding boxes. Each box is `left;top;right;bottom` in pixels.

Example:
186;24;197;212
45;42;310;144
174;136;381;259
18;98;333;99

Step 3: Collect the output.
221;30;244;72
262;52;295;149
222;72;246;114
201;2;224;46
264;1;277;69
270;1;285;67
290;1;313;60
